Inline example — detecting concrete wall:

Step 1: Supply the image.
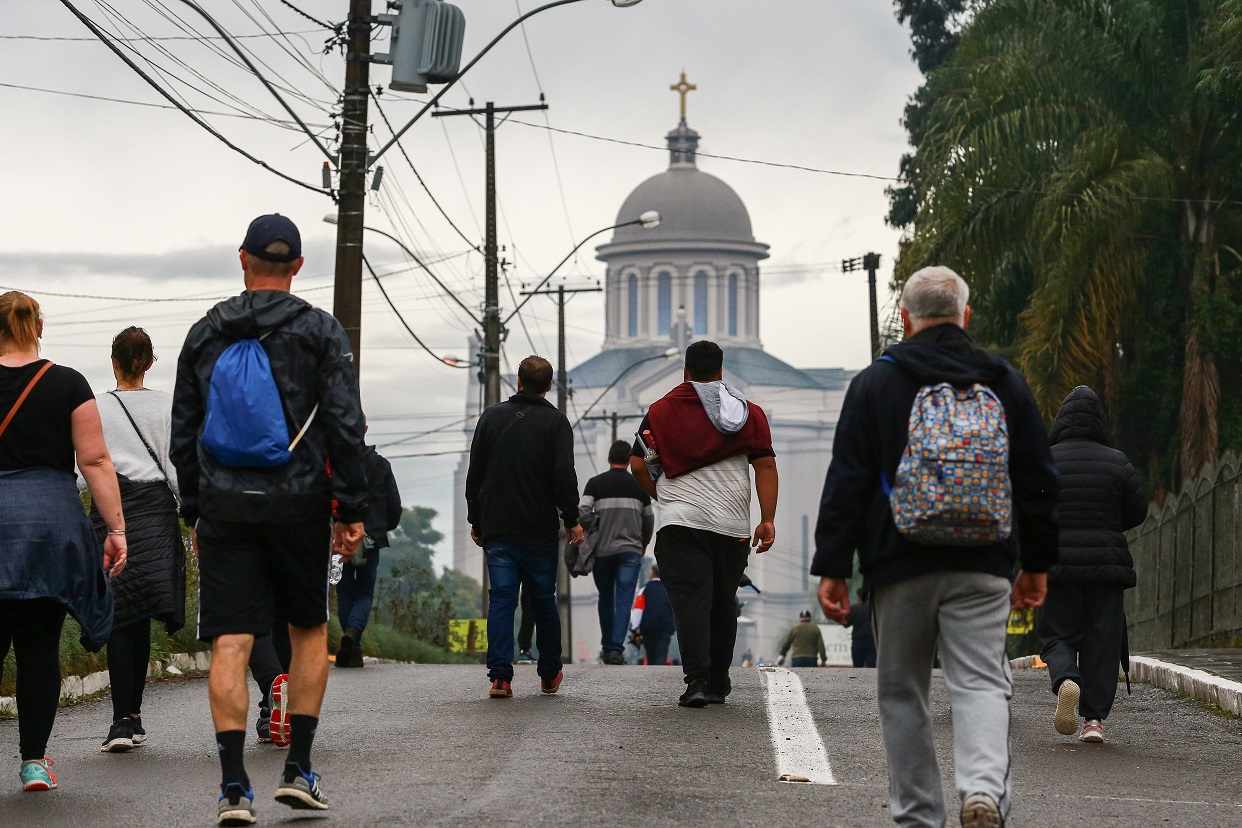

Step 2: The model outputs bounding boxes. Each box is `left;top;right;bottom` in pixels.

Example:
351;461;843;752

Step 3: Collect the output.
1126;452;1242;650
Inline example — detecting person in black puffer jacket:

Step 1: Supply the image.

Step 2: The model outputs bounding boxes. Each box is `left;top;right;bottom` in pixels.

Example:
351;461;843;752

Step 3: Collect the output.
1040;386;1147;745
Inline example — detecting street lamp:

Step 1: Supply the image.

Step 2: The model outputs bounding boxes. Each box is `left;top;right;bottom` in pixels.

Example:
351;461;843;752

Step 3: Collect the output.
574;346;681;427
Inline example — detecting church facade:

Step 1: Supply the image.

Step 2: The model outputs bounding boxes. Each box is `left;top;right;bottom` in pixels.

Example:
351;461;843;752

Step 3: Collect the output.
453;88;852;663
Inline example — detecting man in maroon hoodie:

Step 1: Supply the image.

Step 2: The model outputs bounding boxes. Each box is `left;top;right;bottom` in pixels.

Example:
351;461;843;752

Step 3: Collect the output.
629;340;777;707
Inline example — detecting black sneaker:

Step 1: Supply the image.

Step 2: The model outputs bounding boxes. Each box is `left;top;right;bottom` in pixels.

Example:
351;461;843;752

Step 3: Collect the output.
678;681;709;708
256;706;272;744
348;641;365;668
130;715;147;744
335;633;355;668
603;650;626;665
101;718;135;753
275;762;329;811
705;677;731;704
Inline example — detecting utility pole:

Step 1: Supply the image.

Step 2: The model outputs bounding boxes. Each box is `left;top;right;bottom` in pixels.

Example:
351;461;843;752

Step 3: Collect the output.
842;253;882;358
520;282;601;662
435;98;547;619
581;411;644;443
332;0;373;367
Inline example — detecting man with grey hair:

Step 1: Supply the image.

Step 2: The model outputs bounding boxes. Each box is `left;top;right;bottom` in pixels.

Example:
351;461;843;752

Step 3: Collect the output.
812;265;1058;828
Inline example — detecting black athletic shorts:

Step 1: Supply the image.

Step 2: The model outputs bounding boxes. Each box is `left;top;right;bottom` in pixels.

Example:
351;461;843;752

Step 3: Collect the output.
196;518;332;641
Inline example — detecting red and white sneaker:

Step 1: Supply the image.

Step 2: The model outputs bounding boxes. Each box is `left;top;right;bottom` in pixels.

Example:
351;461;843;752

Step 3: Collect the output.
269;674;291;747
490;679;513;699
1079;719;1104;743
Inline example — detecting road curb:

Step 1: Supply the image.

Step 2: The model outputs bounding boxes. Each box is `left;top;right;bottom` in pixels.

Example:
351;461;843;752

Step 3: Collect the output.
0;651;213;713
1128;655;1242;717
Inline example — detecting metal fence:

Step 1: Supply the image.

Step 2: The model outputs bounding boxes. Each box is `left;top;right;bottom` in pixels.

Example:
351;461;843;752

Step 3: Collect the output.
1126;452;1242;650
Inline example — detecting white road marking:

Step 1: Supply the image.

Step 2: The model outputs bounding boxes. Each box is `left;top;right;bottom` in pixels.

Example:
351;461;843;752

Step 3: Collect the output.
760;666;837;785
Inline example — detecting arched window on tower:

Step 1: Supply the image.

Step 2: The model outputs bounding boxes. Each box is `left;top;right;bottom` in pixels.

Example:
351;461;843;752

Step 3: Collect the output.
627;274;639;337
727;272;738;337
658;272;672;335
693;272;708;335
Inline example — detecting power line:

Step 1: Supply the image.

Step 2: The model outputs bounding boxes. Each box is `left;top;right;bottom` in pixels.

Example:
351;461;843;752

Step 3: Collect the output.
363;254;471;370
278;0;338;32
0;29;320;41
55;0;330;197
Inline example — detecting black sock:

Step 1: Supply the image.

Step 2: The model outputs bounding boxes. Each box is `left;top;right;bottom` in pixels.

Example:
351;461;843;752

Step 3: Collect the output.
216;730;249;790
287;714;318;772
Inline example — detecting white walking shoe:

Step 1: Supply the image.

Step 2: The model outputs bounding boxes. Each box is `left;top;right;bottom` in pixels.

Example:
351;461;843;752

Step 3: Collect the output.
1054;679;1080;736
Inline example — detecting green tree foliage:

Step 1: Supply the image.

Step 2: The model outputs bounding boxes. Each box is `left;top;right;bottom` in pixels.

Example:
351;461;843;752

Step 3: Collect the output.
895;0;1242;490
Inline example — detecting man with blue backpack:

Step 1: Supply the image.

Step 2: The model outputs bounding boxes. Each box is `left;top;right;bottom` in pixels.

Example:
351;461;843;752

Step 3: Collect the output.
812;266;1059;828
171;214;368;826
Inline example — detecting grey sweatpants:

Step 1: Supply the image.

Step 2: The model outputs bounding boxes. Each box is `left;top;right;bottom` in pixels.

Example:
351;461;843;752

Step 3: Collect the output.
872;571;1014;828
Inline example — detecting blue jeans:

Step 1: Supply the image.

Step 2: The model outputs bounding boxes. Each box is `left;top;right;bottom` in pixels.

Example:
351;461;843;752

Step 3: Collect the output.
592;550;642;653
337;547;380;633
485;536;561;682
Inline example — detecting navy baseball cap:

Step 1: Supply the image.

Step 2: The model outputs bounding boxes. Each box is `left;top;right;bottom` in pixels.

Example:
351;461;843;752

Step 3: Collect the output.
240;214;302;262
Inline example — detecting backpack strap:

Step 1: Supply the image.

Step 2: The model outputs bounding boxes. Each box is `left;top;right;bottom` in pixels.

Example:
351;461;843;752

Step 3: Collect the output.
286;403;319;453
0;361;54;441
107;391;178;502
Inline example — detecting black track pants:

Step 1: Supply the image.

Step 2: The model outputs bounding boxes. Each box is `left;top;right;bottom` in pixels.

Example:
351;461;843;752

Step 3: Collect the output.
1038;582;1127;721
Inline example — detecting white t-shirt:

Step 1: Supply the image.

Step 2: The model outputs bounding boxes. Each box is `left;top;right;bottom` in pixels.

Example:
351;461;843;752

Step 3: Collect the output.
655;454;752;538
97;388;179;499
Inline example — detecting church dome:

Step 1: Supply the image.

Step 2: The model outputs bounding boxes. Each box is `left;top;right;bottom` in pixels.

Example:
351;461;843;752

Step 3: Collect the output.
611;166;755;244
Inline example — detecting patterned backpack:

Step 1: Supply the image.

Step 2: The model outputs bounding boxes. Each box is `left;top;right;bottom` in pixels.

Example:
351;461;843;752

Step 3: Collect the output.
882;364;1013;546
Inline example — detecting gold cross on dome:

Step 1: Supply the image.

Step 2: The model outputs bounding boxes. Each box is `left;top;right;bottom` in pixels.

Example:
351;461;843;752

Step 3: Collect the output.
670;71;696;120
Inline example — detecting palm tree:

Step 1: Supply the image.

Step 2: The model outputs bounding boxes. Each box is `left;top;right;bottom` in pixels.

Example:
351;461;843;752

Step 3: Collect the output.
897;0;1242;480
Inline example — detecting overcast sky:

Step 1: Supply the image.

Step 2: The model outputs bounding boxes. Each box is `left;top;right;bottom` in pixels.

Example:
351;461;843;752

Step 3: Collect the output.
1;1;921;570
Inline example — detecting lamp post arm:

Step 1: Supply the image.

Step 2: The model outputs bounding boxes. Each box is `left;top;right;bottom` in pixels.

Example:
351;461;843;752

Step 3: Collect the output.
371;0;587;164
364;225;483;325
574;352;668;427
504;219;638;325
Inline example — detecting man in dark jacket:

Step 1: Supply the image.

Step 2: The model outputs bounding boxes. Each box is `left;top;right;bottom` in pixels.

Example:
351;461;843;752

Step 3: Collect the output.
172;214;367;822
1040;386;1146;745
629;565;675;665
580;440;655;665
465;355;582;698
336;441;402;669
813;266;1058;828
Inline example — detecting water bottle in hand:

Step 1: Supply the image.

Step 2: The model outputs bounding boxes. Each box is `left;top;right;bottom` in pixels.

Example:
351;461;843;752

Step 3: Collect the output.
329;553;344;585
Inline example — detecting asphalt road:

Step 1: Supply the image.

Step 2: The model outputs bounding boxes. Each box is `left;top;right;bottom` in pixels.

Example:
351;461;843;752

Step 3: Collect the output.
2;663;1240;826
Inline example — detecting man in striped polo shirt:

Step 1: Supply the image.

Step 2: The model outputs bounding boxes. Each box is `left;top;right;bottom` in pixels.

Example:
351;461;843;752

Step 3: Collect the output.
579;441;655;665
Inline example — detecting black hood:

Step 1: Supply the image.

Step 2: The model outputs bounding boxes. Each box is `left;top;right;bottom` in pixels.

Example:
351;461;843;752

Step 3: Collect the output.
882;323;1008;386
205;290;310;339
1049;385;1109;446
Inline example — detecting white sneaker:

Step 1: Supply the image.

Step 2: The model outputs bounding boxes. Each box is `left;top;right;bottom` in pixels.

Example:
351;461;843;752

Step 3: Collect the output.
1079;718;1104;743
1054;679;1080;735
960;792;1001;828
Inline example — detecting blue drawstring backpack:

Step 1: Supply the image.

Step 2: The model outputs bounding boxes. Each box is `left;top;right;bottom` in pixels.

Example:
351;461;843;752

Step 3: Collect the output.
202;336;317;468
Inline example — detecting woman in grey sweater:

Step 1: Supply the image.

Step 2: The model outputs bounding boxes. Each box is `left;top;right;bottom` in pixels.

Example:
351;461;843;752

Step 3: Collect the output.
95;327;185;753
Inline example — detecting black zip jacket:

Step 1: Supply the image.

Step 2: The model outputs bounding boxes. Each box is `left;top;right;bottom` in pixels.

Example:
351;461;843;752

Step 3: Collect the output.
811;324;1059;593
364;445;403;549
1047;386;1147;587
465;390;580;542
171;290;368;526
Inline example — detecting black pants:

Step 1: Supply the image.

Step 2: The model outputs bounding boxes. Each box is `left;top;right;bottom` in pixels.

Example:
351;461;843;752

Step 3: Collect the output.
517;584;534;653
248;620;292;707
654;525;749;687
107;620;151;721
645;634;671;666
852;638;877;668
1038;582;1127;721
0;599;67;760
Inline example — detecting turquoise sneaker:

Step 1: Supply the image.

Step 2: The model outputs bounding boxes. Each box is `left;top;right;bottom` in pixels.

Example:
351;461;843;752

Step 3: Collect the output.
217;783;257;826
19;758;57;792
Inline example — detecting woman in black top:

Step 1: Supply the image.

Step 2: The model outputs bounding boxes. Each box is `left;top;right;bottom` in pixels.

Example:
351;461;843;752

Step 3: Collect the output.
1040;386;1148;745
0;291;126;792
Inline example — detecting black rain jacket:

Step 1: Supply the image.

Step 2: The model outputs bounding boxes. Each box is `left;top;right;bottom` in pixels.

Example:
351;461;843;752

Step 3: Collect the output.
1047;386;1147;587
465;390;580;542
364;445;403;549
811;324;1060;594
171;290;368;526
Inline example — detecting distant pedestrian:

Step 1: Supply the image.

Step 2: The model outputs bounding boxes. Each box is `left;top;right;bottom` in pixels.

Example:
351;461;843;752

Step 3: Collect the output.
172;215;368;824
629;564;675;665
813;266;1058;828
465;355;582;699
94;327;186;754
336;435;402;669
629;340;778;707
1040;386;1147;745
580;440;654;665
845;590;876;668
0;291;124;793
777;611;826;667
